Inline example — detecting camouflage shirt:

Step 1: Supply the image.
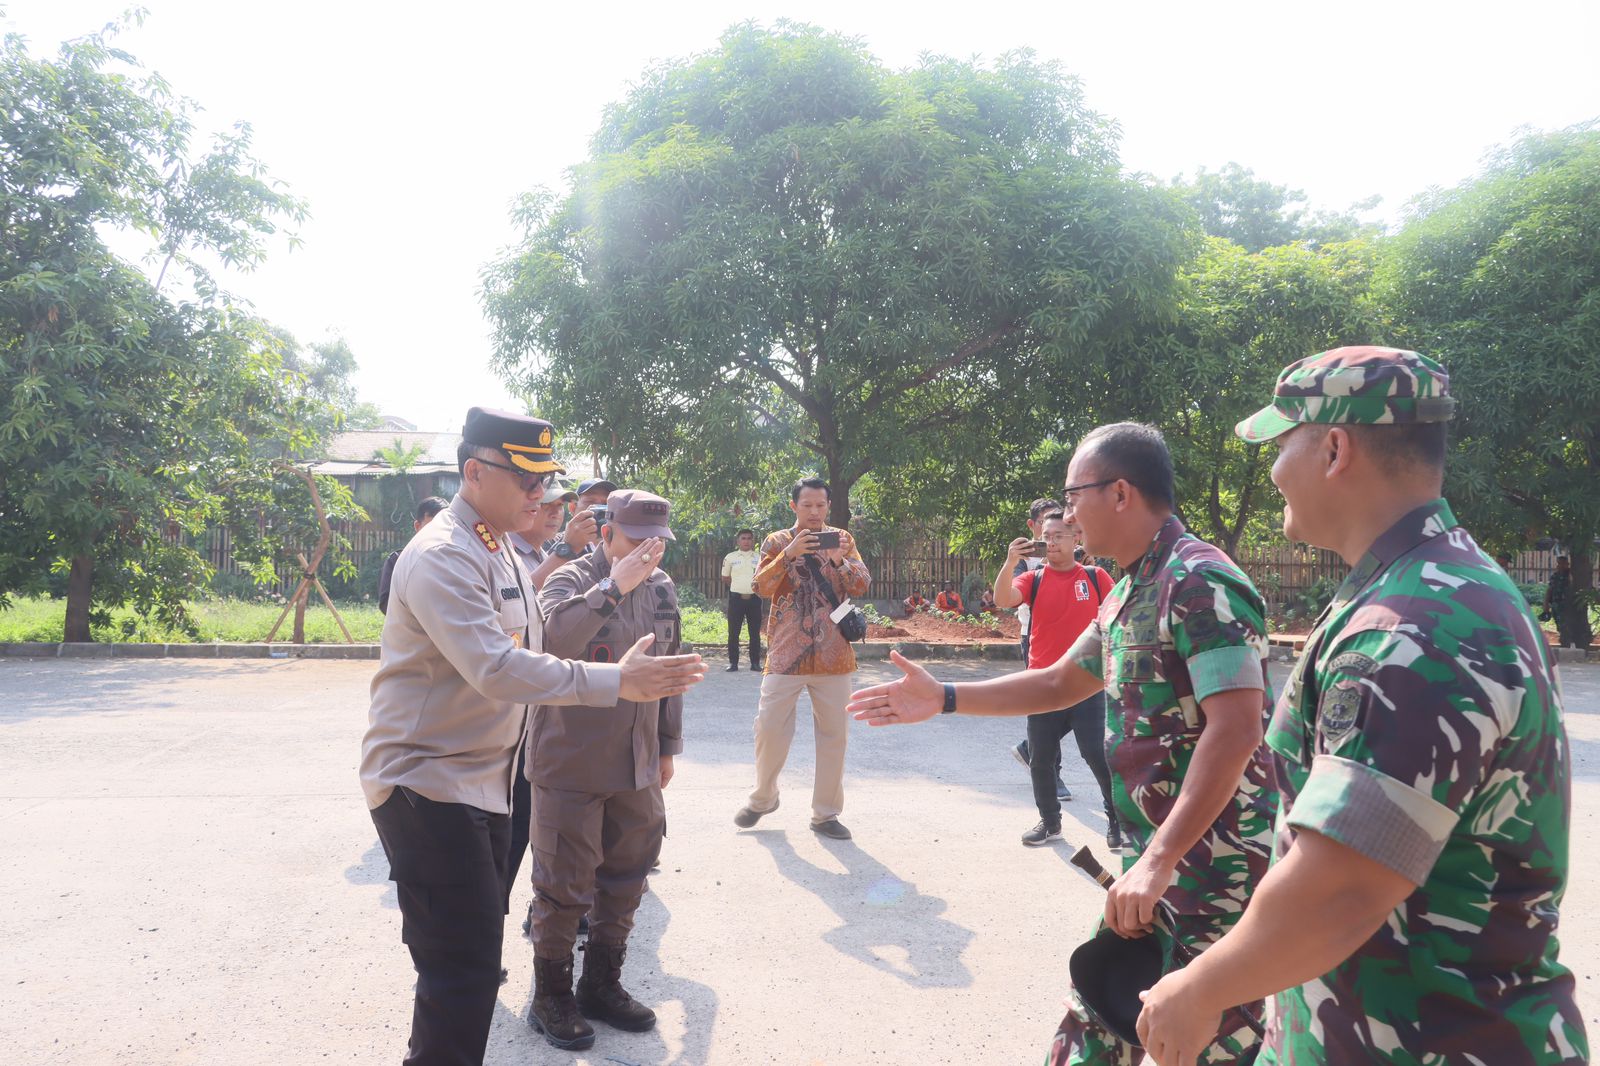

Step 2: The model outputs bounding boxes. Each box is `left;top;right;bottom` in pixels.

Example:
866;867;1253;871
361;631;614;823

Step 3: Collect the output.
1067;516;1278;915
1261;499;1587;1064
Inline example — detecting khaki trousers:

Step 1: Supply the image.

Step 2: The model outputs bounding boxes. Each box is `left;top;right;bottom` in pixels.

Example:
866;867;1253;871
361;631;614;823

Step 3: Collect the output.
748;672;853;824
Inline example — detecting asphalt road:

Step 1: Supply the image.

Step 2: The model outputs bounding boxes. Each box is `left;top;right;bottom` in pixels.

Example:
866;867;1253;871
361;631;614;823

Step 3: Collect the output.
3;657;1597;1065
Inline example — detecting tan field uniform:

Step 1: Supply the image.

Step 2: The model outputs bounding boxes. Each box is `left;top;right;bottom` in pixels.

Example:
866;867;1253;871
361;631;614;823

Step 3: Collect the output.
526;543;683;957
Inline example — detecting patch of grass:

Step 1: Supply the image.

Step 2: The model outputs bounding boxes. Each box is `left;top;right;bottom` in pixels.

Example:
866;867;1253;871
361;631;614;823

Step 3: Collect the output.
679;604;727;645
0;596;386;643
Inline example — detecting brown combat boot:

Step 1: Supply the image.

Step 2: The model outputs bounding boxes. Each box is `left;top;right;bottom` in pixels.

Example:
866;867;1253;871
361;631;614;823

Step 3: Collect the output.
528;954;595;1050
576;940;657;1032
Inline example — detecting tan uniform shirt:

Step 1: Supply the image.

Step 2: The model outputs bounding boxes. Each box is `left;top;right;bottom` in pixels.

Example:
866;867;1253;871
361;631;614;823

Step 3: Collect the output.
530;547;684;793
721;549;760;595
359;495;622;813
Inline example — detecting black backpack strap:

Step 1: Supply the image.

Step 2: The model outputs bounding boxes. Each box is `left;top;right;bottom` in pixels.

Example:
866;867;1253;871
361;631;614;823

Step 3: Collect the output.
1028;567;1044;607
1087;567;1107;606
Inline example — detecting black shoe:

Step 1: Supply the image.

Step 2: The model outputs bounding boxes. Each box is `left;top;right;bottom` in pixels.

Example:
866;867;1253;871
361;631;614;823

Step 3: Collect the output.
734;799;777;828
1011;739;1031;768
725;662;739;672
1021;820;1062;847
1106;823;1124;852
811;818;852;840
1055;775;1073;801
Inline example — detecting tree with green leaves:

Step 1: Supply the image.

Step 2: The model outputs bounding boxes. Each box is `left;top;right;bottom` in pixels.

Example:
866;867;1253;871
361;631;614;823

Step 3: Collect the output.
1377;122;1600;647
0;19;309;640
482;22;1192;529
1151;237;1381;557
1173;163;1379;253
208;326;368;643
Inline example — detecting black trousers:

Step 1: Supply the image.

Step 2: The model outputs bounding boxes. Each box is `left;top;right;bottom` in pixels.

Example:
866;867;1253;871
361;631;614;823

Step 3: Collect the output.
1026;691;1114;828
371;787;511;1066
727;592;763;666
506;748;531;906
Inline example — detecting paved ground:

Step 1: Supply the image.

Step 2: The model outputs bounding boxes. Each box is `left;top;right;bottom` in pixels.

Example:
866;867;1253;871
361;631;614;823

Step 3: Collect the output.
3;656;1598;1065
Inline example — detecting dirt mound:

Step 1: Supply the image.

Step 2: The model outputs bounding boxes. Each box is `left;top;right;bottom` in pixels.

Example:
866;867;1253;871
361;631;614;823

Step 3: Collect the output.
868;609;1020;645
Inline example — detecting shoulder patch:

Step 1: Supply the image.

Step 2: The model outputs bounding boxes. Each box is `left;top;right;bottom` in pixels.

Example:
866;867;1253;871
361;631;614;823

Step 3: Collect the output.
1318;681;1363;748
1326;651;1378;676
473;521;501;553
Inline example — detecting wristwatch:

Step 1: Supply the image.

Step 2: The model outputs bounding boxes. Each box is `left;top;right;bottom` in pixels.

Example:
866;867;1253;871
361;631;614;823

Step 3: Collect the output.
553;541;578;560
597;576;623;605
941;683;958;715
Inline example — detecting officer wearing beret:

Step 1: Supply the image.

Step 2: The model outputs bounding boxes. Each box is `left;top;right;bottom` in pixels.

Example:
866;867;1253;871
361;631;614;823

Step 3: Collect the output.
520;489;684;1050
1135;347;1588;1064
360;409;705;1066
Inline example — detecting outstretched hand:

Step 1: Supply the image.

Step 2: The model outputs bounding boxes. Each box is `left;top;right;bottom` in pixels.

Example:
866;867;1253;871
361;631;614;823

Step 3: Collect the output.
617;634;705;702
847;650;943;726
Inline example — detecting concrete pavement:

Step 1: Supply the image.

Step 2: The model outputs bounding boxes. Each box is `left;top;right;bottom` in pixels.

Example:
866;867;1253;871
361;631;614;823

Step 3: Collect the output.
3;656;1597;1065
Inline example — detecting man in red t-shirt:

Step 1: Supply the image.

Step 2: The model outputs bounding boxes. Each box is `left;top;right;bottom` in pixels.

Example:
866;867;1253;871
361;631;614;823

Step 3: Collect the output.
992;513;1119;849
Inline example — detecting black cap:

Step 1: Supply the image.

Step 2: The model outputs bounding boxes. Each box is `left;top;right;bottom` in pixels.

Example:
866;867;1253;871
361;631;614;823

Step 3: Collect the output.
462;407;565;474
576;478;617;497
1067;926;1171;1047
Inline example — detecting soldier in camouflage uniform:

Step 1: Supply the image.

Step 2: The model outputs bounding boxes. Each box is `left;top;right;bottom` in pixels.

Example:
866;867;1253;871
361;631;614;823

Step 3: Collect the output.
1136;346;1588;1065
848;422;1276;1065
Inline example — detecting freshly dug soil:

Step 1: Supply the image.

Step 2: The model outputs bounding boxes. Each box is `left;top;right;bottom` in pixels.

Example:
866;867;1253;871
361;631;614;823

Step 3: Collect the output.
867;609;1021;644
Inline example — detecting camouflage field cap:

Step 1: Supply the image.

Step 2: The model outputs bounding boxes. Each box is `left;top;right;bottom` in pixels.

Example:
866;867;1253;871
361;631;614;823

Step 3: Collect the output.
1235;346;1456;444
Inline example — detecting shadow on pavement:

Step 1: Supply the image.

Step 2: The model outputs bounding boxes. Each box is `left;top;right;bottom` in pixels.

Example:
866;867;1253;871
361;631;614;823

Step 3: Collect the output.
751;830;973;989
345;838;397;909
488;887;716;1066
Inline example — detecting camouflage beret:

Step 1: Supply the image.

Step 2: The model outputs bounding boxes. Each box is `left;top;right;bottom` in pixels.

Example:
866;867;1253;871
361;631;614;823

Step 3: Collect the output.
1235;346;1456;444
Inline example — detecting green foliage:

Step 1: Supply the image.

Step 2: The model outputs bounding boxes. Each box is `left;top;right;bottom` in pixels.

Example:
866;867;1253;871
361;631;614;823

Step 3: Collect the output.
483;22;1192;530
0;20;366;640
1172;163;1380;253
1153;236;1382;554
0;595;385;643
678;603;727;645
1377;122;1600;646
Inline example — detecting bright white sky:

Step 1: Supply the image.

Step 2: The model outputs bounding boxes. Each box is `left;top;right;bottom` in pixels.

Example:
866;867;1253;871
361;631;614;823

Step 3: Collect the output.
6;1;1597;432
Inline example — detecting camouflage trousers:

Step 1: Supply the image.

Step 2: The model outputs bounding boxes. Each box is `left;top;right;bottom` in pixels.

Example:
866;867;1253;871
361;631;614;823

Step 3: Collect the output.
1045;910;1264;1065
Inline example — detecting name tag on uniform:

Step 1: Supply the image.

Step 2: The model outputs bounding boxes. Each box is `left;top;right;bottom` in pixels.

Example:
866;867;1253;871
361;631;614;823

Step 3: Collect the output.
500;586;522;600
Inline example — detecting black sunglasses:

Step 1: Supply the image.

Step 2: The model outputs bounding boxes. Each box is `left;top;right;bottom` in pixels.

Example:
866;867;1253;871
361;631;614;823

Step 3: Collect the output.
474;456;558;494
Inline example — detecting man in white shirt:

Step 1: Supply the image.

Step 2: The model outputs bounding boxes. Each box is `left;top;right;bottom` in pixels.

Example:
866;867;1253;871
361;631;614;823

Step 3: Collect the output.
721;528;763;671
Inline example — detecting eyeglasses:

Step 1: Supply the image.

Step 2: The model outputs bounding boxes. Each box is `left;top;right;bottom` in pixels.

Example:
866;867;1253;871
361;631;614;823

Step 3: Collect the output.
1061;478;1117;507
474;456;557;495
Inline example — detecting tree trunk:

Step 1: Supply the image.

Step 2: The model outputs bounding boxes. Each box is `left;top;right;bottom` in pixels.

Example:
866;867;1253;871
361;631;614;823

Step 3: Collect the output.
292;588;308;644
1561;548;1595;649
64;553;94;643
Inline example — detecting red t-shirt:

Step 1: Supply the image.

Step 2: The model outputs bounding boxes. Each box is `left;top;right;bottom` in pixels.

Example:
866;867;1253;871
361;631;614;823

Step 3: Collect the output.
1012;563;1109;670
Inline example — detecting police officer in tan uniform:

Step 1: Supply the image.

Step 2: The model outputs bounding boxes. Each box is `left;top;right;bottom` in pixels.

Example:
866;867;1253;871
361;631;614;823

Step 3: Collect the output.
360;409;705;1066
522;489;683;1050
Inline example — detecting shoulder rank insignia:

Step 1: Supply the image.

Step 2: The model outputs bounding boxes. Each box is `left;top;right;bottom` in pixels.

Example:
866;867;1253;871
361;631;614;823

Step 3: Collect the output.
473;521;500;553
